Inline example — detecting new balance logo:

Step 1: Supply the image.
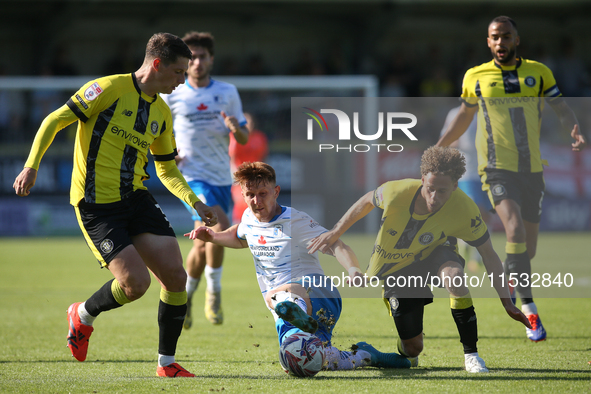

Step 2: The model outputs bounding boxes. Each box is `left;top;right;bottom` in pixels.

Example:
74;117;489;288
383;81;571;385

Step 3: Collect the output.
122;109;133;116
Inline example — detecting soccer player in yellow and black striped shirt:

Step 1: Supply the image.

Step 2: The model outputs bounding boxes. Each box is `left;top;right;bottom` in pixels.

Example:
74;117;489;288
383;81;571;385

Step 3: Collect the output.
13;33;217;378
437;16;586;342
309;147;530;373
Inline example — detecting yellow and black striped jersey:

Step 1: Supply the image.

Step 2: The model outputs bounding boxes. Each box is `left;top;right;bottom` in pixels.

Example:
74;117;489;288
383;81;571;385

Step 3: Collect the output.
367;179;489;279
64;74;177;205
461;58;561;174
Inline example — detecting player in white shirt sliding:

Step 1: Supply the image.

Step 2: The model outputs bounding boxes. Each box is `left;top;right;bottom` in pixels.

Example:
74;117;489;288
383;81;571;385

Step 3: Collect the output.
163;31;249;327
185;161;411;371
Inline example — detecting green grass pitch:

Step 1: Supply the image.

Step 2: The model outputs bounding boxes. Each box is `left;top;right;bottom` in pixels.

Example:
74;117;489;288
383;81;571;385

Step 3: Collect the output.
1;232;590;393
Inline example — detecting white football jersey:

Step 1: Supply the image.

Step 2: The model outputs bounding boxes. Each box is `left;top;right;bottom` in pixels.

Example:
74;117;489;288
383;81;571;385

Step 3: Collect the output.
162;79;247;186
236;206;327;295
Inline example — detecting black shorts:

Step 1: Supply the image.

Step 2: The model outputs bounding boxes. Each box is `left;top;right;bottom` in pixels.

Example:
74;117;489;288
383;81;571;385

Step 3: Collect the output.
483;169;545;223
384;244;464;340
74;189;176;267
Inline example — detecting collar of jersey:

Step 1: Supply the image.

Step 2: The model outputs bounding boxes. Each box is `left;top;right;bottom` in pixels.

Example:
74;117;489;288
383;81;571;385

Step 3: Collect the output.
268;205;287;222
493;57;523;71
132;73;158;103
185;78;215;91
411;186;443;220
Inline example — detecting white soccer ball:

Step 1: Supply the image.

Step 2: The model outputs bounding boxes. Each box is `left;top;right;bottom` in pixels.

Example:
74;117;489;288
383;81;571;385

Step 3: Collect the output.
278;332;325;377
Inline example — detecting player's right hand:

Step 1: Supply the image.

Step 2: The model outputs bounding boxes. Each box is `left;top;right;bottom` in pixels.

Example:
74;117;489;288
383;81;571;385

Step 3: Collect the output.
184;226;214;242
307;230;339;254
13;167;37;197
503;299;532;329
346;269;367;288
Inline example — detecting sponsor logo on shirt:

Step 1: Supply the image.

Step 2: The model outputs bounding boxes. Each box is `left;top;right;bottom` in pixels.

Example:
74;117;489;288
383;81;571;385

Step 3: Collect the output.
471;214;483;228
197;103;208;110
372;244;414;261
111;126;150;149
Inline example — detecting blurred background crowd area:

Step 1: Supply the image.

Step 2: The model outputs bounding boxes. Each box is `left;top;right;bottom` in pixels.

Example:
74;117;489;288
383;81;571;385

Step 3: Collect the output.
1;0;590;236
1;0;591;145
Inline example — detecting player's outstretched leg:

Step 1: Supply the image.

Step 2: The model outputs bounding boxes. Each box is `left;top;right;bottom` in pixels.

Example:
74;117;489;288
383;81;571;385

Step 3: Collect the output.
66;302;94;362
275;301;318;334
353;342;411;369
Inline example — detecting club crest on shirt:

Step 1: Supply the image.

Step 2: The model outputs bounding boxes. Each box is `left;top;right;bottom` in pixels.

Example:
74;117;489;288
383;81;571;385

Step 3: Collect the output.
524;76;536;87
150;120;159;135
273;224;283;236
84;82;103;101
418;232;434;245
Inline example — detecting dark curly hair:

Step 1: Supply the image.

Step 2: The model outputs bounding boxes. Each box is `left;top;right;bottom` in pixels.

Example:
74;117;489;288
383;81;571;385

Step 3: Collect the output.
420;146;466;183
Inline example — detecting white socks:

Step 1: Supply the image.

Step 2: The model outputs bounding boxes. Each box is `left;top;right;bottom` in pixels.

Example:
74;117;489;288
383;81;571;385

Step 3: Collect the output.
186;275;200;298
158;354;175;368
522;302;537;315
204;266;223;294
323;346;371;370
186;266;222;297
78;302;96;326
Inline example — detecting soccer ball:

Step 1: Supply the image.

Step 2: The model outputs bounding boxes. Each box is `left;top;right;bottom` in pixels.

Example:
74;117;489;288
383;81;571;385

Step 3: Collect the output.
278;332;325;377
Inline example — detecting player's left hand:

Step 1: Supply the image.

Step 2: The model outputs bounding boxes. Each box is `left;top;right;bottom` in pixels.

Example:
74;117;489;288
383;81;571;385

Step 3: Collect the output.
503;299;532;329
194;201;218;227
571;124;586;151
184;226;215;242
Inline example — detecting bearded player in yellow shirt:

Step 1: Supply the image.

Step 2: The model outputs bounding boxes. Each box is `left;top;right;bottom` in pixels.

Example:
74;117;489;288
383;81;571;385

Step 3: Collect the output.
308;146;530;373
437;16;586;342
